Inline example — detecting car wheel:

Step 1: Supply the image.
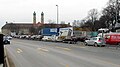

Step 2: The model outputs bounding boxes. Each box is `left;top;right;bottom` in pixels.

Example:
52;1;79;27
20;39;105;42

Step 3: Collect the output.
84;42;88;46
8;42;10;44
94;43;98;47
116;43;120;49
68;41;71;44
102;45;105;47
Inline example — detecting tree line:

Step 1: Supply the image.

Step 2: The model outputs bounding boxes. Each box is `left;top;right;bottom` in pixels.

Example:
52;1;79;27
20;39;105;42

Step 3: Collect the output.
80;0;120;31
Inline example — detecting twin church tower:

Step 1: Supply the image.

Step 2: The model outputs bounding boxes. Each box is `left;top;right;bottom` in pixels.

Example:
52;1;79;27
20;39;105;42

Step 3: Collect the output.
33;11;44;26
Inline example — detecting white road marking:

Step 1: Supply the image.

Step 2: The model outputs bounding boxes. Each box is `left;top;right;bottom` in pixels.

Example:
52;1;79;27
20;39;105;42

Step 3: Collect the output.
37;47;49;52
17;48;23;53
55;46;71;51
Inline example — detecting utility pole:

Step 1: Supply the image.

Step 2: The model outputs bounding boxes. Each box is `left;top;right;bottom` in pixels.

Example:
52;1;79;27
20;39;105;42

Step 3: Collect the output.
56;5;59;24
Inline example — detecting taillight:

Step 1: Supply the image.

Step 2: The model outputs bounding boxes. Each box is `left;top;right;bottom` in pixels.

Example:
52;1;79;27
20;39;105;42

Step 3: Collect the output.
98;40;101;42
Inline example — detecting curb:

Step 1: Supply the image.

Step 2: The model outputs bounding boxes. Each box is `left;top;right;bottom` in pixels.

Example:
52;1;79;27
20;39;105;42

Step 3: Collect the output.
4;47;10;67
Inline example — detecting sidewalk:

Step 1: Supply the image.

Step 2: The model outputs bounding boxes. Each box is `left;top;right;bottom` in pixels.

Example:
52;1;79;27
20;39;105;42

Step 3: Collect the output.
0;64;3;67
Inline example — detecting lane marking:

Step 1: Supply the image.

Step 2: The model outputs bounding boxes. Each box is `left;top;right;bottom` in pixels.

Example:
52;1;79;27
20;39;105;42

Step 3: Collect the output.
41;49;49;52
37;47;49;52
59;62;69;67
17;48;23;52
63;48;71;51
56;46;63;49
55;46;71;51
66;64;69;67
79;46;86;48
16;48;23;53
17;51;21;53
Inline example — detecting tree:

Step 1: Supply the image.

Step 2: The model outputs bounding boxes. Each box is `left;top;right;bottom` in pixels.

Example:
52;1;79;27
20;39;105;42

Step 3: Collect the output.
101;0;120;30
98;15;109;28
86;9;99;31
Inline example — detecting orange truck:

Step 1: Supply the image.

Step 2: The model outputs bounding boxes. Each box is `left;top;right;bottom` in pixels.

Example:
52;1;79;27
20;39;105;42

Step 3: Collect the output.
105;33;120;45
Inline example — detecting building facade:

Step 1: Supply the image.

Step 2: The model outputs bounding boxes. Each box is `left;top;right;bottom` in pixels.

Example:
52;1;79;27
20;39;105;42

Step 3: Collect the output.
1;12;71;35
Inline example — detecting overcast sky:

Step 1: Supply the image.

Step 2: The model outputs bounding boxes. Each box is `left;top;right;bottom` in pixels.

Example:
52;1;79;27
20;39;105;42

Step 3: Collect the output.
0;0;109;29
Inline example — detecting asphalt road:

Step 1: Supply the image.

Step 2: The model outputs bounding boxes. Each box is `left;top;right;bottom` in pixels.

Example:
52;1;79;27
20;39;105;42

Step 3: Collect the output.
5;39;120;67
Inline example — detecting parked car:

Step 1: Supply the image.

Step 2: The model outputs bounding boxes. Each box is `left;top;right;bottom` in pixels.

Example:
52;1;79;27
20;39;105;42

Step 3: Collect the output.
30;35;37;40
77;36;89;42
41;36;52;41
84;37;105;47
3;36;10;44
7;36;12;40
62;36;77;44
35;35;43;40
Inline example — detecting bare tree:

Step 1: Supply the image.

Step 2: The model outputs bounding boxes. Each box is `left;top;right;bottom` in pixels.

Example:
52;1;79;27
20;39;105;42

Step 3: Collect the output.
87;9;99;31
88;9;98;22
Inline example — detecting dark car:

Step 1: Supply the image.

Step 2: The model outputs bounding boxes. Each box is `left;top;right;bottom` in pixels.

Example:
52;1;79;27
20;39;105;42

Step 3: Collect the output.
3;36;10;44
62;36;78;44
77;36;88;42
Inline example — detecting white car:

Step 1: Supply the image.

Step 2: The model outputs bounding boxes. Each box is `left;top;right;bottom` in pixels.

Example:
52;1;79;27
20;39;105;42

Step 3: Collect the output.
84;37;106;47
42;36;52;41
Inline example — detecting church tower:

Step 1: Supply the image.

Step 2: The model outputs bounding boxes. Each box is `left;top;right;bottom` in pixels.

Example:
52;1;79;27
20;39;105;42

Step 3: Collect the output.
41;12;44;24
33;11;36;25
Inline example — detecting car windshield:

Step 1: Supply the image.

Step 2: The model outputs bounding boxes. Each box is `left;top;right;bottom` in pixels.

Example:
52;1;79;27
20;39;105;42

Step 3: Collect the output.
93;38;97;40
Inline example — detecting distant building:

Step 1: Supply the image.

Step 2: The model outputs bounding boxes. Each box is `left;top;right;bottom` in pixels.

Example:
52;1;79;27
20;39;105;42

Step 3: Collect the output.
1;23;33;35
1;12;71;35
1;23;71;35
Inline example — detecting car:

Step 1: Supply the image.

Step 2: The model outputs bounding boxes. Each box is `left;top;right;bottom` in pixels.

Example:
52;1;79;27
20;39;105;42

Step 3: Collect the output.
84;37;105;47
7;36;12;40
3;36;10;44
62;36;77;44
77;36;89;42
41;36;52;41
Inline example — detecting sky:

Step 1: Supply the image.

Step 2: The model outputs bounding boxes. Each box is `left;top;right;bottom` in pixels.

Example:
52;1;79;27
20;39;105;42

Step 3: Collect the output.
0;0;109;29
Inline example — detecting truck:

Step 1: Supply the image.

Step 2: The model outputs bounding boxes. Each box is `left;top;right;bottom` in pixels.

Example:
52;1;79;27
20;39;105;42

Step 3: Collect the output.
56;27;85;43
41;28;59;36
41;28;59;41
56;27;73;42
105;33;120;45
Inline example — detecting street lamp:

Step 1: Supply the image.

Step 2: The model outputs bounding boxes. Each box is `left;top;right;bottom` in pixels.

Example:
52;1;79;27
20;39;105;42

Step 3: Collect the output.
56;5;59;24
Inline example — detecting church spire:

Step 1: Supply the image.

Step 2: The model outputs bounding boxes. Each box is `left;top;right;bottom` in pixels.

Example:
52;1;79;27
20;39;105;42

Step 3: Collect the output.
33;11;36;25
41;12;44;24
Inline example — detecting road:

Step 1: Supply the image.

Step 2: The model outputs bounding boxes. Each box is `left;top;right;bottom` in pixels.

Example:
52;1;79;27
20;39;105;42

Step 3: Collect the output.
5;38;120;67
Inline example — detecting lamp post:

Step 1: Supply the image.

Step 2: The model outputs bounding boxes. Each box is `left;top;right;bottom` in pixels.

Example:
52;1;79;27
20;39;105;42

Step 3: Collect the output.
56;5;59;24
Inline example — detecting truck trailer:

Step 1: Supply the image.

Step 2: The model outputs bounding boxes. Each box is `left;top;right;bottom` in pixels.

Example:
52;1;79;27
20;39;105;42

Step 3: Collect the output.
41;28;59;41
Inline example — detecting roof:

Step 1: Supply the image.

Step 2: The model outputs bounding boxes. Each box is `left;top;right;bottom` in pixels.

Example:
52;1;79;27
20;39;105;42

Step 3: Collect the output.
43;24;71;28
106;33;120;35
1;23;71;29
1;23;33;29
